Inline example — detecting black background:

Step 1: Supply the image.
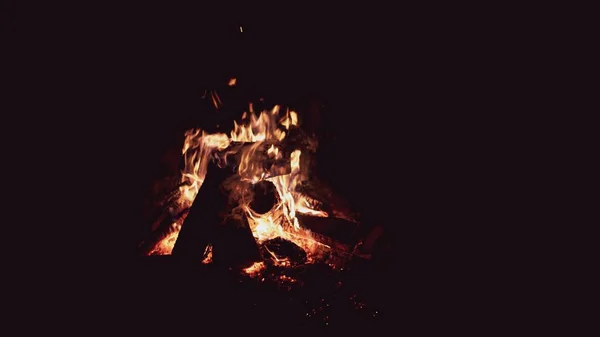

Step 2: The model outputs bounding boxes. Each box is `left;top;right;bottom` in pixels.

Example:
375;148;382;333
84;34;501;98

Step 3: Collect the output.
3;2;550;332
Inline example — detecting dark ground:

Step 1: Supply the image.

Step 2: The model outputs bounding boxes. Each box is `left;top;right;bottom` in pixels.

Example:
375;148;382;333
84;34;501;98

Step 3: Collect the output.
4;2;551;333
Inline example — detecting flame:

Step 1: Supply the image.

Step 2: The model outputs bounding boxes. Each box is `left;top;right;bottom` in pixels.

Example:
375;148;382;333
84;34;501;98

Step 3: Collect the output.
152;105;330;260
179;131;230;206
267;144;282;159
245;148;329;256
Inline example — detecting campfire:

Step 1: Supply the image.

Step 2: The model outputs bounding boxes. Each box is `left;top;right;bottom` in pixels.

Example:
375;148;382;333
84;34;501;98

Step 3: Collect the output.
136;92;387;326
139;103;362;272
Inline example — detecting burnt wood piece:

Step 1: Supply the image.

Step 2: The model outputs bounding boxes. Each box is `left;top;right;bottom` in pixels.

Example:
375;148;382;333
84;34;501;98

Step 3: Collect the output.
212;214;262;269
172;161;235;259
262;237;307;265
294;181;359;223
296;214;360;246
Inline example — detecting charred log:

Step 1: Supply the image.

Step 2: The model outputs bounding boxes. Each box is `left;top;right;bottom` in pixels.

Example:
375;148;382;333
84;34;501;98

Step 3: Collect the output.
172;161;235;259
296;214;360;246
212;214;262;269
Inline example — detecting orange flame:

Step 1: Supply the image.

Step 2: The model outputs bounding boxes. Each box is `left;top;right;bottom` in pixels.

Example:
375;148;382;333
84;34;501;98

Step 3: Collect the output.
152;105;329;260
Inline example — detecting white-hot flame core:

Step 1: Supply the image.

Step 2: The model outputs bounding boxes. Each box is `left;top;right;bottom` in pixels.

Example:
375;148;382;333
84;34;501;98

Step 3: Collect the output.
152;105;329;259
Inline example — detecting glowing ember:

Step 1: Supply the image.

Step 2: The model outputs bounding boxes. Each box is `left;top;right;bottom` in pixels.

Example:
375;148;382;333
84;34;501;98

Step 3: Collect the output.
244;261;265;276
150;104;331;263
202;244;213;264
278;274;297;283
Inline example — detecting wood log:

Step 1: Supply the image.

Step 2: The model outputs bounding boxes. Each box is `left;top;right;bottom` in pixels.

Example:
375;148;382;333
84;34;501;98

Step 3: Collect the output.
211;213;262;269
294;180;359;223
171;160;234;259
296;214;360;245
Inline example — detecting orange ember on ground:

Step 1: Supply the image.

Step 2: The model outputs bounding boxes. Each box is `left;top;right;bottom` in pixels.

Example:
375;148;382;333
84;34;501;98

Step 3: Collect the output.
149;105;331;263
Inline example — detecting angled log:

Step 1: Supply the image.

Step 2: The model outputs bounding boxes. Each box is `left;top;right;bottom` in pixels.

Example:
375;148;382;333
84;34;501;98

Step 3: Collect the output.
172;161;235;259
296;214;360;245
212;213;262;269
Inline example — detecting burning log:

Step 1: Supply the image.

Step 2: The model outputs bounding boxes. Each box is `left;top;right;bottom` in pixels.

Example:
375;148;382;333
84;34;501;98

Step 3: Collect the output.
294;182;359;223
262;237;307;266
138;207;189;256
172;161;234;259
212;141;291;179
211;127;316;177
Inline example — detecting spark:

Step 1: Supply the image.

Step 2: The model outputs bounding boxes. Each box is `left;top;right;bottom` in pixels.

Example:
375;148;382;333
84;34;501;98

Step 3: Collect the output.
210;90;222;109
